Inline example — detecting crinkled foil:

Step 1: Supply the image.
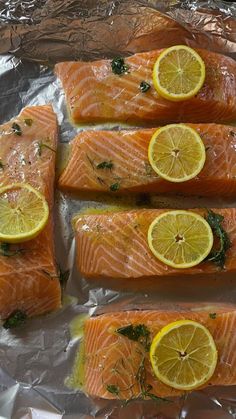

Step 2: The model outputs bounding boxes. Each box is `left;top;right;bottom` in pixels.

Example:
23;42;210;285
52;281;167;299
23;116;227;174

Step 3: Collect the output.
1;1;236;418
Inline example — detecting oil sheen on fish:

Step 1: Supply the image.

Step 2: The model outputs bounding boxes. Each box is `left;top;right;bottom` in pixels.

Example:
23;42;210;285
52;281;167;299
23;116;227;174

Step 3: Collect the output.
0;105;61;319
83;307;236;399
59;124;236;197
55;49;236;124
74;208;236;279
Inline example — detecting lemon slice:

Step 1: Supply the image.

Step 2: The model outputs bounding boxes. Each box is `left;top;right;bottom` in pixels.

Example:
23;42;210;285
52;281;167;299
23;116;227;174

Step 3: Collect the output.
147;210;213;269
150;320;218;390
0;183;49;243
148;124;206;183
153;45;206;101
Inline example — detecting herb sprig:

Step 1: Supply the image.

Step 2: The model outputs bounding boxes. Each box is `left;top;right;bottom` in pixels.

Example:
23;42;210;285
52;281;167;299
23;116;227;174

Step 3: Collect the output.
113;323;170;402
135;356;169;402
205;210;231;268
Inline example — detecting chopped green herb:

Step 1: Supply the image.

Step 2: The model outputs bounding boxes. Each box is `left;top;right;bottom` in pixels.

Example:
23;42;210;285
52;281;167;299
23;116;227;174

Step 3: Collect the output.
97;161;113;170
140;81;151;93
111;57;129;75
0;243;24;257
12;122;22;136
37;141;56;157
24;118;33;126
116;324;151;351
209;313;217;319
0;160;4;170
205;210;231;268
106;384;120;396
3;310;27;329
117;324;148;342
110;182;120;192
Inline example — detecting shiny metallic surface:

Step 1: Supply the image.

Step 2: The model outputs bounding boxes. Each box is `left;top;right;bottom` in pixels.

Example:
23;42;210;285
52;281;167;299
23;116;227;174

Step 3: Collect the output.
0;1;236;418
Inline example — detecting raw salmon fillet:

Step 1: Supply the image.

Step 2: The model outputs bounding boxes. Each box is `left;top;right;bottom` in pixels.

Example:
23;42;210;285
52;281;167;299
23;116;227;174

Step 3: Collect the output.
55;48;236;124
0;105;61;319
83;307;236;399
59;124;236;197
74;208;236;279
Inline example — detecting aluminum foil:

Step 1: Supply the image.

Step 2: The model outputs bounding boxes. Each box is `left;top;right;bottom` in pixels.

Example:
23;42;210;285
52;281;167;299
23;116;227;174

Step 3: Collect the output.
1;1;236;418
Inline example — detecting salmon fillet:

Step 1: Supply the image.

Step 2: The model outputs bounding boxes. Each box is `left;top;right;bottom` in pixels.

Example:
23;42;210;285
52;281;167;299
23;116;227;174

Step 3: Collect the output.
59;124;236;197
74;208;236;279
0;105;61;319
55;49;236;124
83;307;236;399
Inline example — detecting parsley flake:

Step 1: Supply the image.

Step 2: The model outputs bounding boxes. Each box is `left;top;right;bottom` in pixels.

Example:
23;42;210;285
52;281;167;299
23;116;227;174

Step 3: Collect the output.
140;81;151;92
3;310;27;329
111;57;129;75
97;161;113;170
106;384;120;396
24;118;33;126
12;123;22;136
110;182;120;192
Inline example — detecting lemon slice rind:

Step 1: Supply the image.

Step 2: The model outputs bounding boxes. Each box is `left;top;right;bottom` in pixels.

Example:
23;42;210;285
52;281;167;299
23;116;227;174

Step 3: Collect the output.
0;183;49;243
147;210;214;269
153;45;206;102
150;319;218;391
148;124;206;183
